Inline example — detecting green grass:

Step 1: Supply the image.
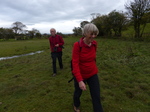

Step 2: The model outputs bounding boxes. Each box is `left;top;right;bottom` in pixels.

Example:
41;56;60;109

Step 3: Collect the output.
0;37;150;112
0;39;50;57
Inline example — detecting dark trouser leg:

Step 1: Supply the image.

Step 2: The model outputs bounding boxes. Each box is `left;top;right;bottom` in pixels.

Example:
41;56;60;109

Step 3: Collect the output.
87;75;103;112
51;52;57;73
58;52;63;69
73;78;82;107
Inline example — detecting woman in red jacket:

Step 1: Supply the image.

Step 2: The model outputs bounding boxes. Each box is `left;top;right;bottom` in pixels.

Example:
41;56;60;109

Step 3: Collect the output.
72;23;103;112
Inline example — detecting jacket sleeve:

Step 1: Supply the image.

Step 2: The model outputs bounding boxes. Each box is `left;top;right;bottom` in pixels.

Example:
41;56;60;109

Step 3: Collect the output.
58;35;64;46
72;42;83;82
49;37;53;52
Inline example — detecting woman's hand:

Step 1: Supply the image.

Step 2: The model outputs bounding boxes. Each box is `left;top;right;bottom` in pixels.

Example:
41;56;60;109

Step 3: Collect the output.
79;81;86;91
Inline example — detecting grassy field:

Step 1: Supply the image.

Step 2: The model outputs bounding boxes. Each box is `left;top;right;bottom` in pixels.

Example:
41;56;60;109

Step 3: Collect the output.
0;39;50;57
0;37;150;112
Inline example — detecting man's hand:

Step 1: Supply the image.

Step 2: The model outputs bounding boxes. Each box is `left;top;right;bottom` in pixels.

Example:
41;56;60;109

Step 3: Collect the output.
79;81;86;91
55;44;59;47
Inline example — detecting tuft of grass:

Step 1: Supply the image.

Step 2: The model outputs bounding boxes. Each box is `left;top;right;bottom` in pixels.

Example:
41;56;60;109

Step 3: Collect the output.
0;37;150;112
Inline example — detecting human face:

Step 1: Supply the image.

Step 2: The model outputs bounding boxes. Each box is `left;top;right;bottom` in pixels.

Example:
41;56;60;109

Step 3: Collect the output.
50;29;56;36
85;32;97;44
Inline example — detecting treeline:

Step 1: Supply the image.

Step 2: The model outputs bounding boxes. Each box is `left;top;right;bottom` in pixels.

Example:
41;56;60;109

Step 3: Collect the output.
73;0;150;41
0;21;50;40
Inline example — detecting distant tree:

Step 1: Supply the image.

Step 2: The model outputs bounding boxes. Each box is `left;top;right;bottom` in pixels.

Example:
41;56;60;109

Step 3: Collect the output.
57;32;65;38
72;27;82;36
92;15;112;36
90;13;101;20
80;21;89;28
12;21;26;34
28;28;40;39
108;10;128;37
42;33;50;38
0;28;14;40
22;30;30;40
125;0;150;39
36;32;42;38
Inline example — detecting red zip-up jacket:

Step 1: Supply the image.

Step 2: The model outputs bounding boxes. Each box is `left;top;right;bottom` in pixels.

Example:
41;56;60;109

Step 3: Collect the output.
72;37;98;82
49;34;64;52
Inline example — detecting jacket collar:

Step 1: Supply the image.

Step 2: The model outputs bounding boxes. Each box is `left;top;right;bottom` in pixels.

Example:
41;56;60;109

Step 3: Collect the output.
80;37;96;47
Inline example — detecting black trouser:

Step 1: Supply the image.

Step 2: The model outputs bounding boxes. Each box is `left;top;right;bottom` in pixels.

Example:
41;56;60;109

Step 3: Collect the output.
51;52;63;74
73;74;103;112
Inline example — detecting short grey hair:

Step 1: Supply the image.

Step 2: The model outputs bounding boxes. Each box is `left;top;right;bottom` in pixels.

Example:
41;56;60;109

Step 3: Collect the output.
50;28;56;32
82;23;99;36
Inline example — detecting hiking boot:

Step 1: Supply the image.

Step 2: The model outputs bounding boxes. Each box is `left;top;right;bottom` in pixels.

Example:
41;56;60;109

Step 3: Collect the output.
52;73;56;77
74;106;80;112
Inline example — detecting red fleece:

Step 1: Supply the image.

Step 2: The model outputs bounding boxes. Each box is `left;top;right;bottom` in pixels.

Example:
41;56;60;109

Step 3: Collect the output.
49;34;64;52
72;37;98;82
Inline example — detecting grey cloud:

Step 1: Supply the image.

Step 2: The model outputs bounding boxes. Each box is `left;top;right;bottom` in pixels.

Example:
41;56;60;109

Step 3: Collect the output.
0;0;126;33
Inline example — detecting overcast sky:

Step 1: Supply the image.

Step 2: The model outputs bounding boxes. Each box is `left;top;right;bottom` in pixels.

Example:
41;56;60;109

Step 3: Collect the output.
0;0;129;34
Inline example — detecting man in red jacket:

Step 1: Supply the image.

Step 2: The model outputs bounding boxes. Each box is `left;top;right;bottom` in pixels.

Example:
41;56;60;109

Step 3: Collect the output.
72;23;103;112
49;28;64;76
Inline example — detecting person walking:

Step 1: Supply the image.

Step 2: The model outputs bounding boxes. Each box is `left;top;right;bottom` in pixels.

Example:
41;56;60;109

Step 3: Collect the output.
49;28;64;76
71;23;103;112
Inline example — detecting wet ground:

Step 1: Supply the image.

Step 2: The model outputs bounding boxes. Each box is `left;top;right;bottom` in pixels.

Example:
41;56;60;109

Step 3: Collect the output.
0;51;43;61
